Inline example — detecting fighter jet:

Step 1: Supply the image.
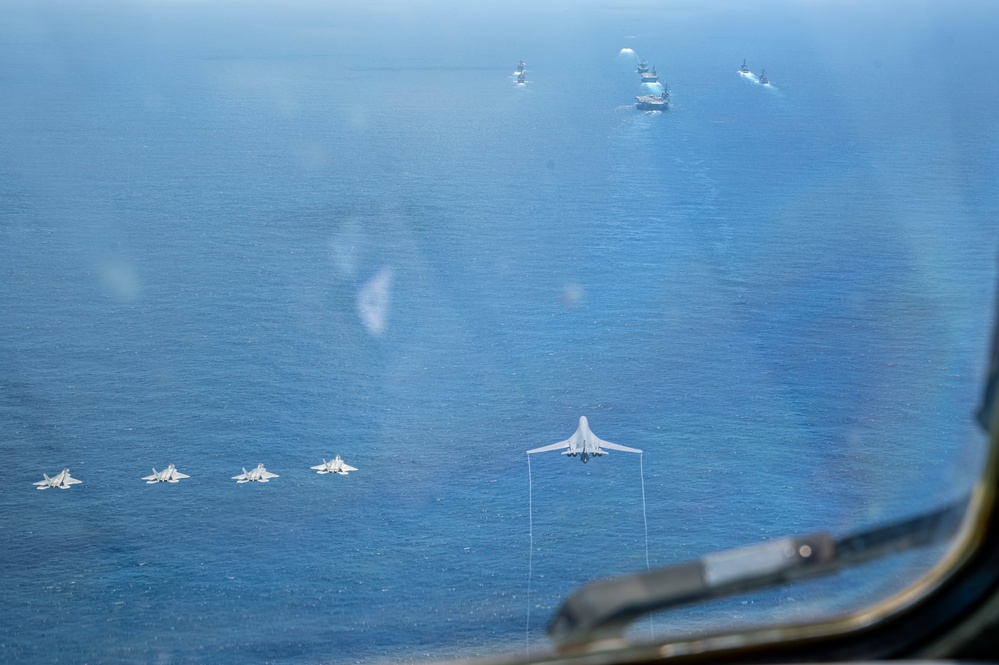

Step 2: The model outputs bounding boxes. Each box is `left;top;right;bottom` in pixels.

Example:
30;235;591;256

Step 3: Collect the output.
33;468;83;490
311;455;358;475
141;464;190;484
232;464;279;483
527;416;642;463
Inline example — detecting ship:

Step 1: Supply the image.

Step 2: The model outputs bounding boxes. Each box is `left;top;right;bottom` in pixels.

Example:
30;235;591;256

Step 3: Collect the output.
637;61;649;73
640;65;659;83
516;60;526;74
517;71;526;84
739;59;750;74
635;87;669;111
758;68;769;85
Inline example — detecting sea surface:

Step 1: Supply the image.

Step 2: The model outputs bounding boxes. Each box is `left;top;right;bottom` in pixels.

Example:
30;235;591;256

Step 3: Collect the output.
1;2;998;663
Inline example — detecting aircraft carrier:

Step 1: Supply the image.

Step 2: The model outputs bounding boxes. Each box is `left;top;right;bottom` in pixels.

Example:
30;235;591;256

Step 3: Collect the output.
635;89;669;111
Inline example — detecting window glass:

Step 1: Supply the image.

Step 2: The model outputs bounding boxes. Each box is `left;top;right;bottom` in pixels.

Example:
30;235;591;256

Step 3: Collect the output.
0;1;996;663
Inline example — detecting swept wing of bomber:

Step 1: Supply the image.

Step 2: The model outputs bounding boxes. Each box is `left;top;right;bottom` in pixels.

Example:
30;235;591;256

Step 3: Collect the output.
142;464;190;484
311;455;358;475
33;468;83;490
527;416;642;463
232;464;279;483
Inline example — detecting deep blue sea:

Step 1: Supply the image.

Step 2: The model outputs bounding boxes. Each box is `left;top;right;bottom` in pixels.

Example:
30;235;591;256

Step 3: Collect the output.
1;2;998;663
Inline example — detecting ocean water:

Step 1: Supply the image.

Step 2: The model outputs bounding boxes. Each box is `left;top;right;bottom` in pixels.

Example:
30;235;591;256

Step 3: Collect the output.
1;2;998;663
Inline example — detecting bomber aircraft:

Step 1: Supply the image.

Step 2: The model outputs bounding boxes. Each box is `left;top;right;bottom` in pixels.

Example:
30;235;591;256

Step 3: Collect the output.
527;416;642;463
